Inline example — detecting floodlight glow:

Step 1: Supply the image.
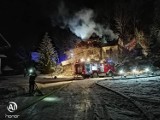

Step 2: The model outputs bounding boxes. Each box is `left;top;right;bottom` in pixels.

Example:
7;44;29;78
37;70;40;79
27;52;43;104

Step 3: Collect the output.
80;58;85;62
29;69;33;73
87;58;90;62
43;97;61;102
70;53;74;57
119;69;124;74
132;68;137;73
100;60;103;63
145;68;150;72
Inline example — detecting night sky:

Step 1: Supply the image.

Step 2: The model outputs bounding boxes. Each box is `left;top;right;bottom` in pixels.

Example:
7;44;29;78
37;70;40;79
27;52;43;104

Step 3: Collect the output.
0;0;158;67
0;0;99;47
0;0;155;46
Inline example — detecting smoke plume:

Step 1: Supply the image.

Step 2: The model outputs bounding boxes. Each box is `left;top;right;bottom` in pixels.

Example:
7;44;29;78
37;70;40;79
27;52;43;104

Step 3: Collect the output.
68;9;96;39
52;1;118;40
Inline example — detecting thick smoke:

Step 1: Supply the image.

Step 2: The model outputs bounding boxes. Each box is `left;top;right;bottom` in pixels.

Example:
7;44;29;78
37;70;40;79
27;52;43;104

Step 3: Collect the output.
52;1;118;40
68;9;96;39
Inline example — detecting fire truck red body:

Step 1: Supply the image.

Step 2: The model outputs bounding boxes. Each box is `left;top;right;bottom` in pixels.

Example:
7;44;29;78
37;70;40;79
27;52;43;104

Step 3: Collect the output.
74;60;116;78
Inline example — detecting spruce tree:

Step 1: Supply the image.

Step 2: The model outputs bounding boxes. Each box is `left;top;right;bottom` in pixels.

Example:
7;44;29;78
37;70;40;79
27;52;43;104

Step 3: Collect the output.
38;32;58;73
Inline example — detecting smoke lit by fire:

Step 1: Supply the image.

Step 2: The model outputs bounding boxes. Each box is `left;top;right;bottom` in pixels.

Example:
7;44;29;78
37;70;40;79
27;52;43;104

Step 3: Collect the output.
51;1;118;40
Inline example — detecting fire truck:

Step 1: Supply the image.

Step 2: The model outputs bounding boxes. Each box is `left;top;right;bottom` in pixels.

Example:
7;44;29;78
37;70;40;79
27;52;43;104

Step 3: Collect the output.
74;59;116;78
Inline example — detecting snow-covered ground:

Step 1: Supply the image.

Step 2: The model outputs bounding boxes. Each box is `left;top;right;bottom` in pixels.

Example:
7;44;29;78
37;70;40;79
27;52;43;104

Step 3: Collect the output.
0;79;112;120
0;74;73;106
1;74;160;120
98;75;160;120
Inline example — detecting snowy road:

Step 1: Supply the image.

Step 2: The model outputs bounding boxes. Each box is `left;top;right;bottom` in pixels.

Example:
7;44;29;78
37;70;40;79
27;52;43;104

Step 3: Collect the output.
1;76;159;120
1;79;111;120
98;76;160;120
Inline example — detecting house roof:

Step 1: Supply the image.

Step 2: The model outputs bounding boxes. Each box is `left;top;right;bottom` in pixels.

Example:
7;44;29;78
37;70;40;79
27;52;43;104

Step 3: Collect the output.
75;39;119;48
0;54;7;58
76;39;101;48
101;39;118;47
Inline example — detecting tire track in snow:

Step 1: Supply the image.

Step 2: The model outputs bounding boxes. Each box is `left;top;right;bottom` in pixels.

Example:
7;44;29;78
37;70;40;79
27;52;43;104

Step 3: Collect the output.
74;82;112;120
96;80;153;120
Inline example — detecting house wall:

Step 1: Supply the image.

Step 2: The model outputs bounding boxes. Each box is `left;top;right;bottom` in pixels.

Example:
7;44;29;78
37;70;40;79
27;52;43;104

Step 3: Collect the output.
102;45;119;63
64;45;119;65
66;47;101;62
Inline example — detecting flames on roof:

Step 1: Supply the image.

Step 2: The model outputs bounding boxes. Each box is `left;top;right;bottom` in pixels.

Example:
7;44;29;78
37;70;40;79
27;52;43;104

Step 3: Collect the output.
75;39;101;48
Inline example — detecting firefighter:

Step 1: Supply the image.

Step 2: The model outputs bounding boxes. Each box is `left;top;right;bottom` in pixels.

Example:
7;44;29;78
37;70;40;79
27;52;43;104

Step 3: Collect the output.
28;67;37;95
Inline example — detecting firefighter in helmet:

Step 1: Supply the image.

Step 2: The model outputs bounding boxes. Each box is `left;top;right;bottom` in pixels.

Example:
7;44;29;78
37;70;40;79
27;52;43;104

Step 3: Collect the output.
28;67;37;95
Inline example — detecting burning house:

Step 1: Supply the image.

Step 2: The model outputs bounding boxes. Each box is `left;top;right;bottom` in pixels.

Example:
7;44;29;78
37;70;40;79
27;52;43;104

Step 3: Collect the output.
62;38;119;64
61;37;120;76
